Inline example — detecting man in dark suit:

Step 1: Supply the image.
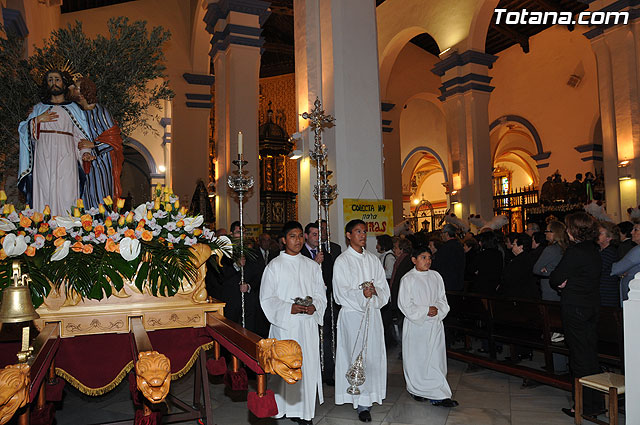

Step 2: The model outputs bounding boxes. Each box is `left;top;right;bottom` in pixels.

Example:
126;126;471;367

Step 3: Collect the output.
320;219;342;261
301;221;337;385
431;224;465;291
257;233;279;265
208;221;267;336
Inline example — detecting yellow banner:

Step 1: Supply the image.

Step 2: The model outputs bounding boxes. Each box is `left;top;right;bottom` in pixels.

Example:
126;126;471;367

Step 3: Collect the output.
342;199;393;236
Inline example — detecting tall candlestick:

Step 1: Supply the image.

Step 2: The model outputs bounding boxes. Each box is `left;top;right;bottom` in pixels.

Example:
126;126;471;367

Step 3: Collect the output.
238;131;243;156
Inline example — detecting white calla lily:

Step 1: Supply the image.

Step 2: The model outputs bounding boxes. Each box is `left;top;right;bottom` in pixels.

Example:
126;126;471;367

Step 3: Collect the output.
119;237;141;261
2;234;27;257
55;216;82;229
134;204;147;222
213;235;233;257
183;215;204;232
0;217;16;231
51;240;71;261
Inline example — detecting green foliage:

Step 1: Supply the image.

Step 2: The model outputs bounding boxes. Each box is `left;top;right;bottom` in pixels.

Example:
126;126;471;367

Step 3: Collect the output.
29;17;174;136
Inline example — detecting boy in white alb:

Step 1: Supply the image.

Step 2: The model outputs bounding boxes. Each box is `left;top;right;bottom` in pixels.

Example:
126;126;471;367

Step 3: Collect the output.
259;221;327;425
333;219;390;423
398;245;458;408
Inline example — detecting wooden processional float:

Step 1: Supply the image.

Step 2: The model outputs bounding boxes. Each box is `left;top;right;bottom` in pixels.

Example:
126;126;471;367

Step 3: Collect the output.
0;244;302;425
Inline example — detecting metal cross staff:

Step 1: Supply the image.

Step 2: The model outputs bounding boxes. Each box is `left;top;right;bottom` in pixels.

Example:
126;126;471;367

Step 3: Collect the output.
302;97;337;368
227;154;254;328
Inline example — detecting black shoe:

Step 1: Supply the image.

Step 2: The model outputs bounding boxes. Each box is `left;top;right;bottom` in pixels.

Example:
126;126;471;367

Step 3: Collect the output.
358;410;372;422
411;394;427;402
521;378;540;388
431;398;459;408
561;408;575;418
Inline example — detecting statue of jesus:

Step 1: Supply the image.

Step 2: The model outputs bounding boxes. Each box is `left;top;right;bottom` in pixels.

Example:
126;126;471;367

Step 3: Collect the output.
18;70;94;216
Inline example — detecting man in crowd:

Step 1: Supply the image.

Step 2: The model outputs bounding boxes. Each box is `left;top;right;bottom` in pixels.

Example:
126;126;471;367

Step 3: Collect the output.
431;224;465;291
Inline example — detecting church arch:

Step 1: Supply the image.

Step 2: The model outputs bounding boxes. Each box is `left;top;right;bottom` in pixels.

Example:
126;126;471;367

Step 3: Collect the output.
490;115;543;189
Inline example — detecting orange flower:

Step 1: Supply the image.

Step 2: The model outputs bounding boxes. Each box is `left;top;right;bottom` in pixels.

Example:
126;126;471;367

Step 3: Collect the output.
94;225;105;237
141;230;153;241
71;242;84;252
80;214;92;223
83;222;93;232
82;244;93;254
38;223;49;233
19;214;32;228
73;208;81;217
0;249;6;260
180;234;186;239
53;227;67;237
17;231;25;236
74;235;82;241
32;212;44;224
0;231;4;237
34;234;45;243
45;234;53;241
104;217;113;227
107;227;116;236
124;229;136;239
167;242;174;249
25;246;36;257
176;220;185;227
105;239;119;253
193;229;202;237
125;212;134;223
118;216;125;226
43;205;51;216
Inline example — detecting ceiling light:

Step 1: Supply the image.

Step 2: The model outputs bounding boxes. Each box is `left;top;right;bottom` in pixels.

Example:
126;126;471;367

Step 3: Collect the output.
619;175;632;181
158;165;166;172
618;160;630;167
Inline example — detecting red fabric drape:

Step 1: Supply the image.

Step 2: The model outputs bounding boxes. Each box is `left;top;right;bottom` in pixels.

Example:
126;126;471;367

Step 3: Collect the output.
95;125;124;199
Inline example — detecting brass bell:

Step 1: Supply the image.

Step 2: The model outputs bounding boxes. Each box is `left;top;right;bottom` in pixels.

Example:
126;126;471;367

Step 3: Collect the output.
0;261;39;324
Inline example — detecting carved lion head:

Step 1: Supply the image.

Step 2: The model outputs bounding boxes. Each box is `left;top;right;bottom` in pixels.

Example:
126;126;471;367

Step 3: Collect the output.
0;364;30;425
135;351;171;404
258;338;302;384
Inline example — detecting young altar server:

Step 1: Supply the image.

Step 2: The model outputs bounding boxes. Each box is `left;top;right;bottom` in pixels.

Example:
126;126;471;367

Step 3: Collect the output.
333;219;390;423
259;221;327;425
398;245;458;408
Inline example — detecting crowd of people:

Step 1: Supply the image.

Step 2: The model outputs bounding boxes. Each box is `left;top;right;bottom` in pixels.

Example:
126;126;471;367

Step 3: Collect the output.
204;208;634;423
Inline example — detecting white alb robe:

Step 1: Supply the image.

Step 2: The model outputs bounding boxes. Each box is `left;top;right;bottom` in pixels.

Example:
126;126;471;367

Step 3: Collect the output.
259;252;327;421
333;246;390;408
398;268;451;400
29;105;89;215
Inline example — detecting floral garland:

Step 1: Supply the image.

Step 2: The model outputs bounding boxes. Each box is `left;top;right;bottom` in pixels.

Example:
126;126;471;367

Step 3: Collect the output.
0;185;232;307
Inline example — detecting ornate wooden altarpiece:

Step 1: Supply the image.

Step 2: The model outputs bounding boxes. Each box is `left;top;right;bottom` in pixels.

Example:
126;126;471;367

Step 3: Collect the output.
259;107;298;235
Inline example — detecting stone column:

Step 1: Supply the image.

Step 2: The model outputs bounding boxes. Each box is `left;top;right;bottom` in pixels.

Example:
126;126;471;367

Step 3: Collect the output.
431;51;497;221
204;0;269;229
294;0;384;248
381;102;405;226
586;10;640;221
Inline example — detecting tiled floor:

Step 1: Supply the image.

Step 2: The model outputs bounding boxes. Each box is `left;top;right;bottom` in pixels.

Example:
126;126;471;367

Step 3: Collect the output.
54;346;625;425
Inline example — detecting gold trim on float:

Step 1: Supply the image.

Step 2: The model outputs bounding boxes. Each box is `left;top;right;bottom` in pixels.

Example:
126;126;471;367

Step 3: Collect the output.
171;342;214;380
55;361;134;396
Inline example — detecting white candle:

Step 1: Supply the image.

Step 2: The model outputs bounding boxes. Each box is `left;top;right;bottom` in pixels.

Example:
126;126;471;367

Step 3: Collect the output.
238;131;243;156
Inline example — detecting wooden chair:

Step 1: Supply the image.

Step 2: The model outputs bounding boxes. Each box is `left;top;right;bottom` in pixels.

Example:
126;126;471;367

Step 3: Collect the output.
575;372;625;425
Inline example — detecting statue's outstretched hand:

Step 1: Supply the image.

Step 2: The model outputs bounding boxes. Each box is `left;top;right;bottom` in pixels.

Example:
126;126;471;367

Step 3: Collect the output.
36;110;58;123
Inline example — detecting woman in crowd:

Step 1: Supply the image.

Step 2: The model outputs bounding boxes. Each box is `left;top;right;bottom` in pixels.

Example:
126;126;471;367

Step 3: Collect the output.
529;231;547;264
500;233;538;299
389;237;414;350
550;212;603;418
611;220;640;304
616;221;635;260
463;237;479;283
468;231;503;295
597;221;620;307
533;221;568;301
